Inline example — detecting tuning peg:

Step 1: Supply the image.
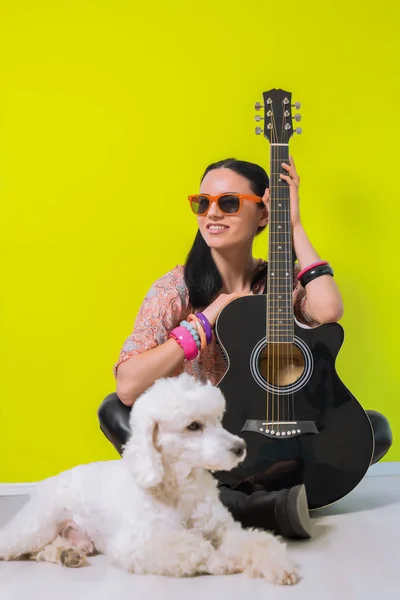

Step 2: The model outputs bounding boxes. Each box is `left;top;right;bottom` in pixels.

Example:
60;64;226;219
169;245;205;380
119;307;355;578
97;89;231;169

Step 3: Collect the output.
254;102;262;111
254;115;264;122
293;114;301;122
255;126;263;135
294;127;302;135
292;102;301;109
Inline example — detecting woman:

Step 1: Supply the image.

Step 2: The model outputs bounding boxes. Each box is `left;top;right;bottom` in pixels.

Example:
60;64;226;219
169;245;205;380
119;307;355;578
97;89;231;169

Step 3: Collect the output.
98;157;392;540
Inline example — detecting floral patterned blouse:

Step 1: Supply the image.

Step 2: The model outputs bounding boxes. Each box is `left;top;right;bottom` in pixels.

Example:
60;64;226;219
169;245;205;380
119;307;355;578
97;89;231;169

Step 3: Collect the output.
114;261;319;385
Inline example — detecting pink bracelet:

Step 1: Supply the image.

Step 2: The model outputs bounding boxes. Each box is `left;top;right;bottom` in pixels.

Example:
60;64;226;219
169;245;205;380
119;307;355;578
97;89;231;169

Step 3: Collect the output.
297;261;328;281
169;326;199;361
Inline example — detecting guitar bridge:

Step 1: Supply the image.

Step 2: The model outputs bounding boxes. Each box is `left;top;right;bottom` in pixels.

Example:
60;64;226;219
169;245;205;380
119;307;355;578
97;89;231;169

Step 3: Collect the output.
241;420;318;439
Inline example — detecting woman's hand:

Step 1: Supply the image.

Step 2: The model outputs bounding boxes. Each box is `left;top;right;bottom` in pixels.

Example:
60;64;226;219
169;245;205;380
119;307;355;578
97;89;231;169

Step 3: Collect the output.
202;292;251;329
262;155;301;228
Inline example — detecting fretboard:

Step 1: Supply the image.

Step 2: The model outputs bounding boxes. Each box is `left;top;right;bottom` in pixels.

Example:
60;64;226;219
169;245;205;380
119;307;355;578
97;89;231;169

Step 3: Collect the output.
267;144;294;343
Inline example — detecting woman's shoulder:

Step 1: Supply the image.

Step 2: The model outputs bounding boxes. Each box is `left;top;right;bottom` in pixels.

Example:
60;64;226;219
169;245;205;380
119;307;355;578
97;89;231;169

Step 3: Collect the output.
156;264;185;286
147;264;188;306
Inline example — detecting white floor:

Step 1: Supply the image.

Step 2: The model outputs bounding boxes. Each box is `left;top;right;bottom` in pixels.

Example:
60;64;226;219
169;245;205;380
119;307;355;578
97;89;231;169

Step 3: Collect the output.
0;476;399;600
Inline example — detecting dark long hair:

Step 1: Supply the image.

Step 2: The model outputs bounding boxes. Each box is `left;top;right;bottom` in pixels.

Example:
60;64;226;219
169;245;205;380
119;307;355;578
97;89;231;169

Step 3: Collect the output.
184;158;269;308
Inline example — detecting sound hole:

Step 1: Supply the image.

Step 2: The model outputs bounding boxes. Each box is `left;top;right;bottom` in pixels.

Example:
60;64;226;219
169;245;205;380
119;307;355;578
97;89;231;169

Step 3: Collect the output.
258;343;305;386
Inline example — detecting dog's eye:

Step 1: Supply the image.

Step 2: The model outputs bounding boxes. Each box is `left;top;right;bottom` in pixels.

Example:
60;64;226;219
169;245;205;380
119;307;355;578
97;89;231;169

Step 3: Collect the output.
187;421;203;431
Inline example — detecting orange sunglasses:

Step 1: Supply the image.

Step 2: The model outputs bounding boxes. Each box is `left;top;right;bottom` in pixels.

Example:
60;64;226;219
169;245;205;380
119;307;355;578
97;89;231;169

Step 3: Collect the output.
188;193;263;216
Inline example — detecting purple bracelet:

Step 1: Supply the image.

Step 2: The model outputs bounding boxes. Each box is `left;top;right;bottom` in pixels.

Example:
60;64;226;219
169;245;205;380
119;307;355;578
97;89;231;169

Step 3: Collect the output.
195;312;213;345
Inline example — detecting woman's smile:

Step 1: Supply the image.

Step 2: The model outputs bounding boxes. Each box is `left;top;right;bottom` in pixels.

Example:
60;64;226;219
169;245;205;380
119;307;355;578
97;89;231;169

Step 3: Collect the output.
206;223;230;234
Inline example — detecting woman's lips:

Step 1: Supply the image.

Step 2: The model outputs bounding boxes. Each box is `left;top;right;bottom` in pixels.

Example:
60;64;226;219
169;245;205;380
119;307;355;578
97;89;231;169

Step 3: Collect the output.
206;224;229;234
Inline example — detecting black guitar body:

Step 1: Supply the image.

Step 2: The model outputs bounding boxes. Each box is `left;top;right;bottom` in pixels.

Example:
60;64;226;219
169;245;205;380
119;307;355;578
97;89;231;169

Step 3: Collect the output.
214;295;375;510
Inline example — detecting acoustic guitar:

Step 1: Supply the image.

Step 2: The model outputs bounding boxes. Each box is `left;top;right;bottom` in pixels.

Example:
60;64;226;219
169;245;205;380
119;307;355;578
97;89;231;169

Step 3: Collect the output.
214;88;374;510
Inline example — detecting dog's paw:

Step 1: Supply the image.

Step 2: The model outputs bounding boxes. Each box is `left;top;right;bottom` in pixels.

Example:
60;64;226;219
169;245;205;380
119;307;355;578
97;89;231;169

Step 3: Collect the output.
60;549;88;568
34;545;89;568
245;542;299;585
265;564;298;586
247;559;298;585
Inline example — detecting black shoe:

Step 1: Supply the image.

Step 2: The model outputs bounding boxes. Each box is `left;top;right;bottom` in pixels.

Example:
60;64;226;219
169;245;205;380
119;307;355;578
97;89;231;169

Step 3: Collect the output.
218;481;312;540
273;483;312;539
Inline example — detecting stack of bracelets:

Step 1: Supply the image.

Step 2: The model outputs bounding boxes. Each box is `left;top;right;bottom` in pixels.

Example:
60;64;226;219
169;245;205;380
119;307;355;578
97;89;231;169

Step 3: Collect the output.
297;260;334;288
169;261;333;361
169;312;213;362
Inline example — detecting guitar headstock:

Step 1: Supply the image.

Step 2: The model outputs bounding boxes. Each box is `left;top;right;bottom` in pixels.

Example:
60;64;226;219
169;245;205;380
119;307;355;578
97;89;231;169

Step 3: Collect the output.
255;88;302;144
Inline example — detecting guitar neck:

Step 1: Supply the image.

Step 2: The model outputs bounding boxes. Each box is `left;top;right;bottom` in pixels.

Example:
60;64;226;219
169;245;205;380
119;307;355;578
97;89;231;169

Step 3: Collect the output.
267;144;294;343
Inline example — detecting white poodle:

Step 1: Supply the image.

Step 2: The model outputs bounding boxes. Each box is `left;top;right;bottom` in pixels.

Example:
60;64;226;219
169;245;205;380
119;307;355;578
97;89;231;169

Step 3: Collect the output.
0;373;298;584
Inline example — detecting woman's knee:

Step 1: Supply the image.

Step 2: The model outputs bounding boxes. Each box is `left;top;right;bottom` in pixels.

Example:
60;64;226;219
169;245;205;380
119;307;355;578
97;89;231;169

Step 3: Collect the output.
366;410;393;463
98;393;132;455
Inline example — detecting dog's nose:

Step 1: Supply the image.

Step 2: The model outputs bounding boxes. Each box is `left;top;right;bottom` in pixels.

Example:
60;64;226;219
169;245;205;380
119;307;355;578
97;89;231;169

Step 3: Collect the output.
230;440;246;457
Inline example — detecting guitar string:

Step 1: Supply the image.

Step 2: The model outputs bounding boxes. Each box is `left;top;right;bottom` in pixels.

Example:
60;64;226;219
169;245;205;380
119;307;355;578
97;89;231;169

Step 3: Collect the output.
274;122;292;431
280;136;292;426
271;110;282;433
281;141;289;433
276;124;284;434
279;114;285;433
288;137;295;425
280;116;288;432
269;107;277;430
281;142;290;429
271;108;279;431
287;143;294;425
285;141;291;426
280;115;294;429
290;143;295;426
269;107;293;433
284;141;295;426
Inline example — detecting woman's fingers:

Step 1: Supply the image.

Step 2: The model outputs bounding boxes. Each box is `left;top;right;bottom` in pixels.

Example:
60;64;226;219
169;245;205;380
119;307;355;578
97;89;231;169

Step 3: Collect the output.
280;173;295;186
281;156;300;184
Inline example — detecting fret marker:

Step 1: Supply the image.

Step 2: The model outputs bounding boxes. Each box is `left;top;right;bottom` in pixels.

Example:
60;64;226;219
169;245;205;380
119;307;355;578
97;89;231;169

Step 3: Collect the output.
278;203;281;207
278;225;281;229
278;245;282;250
278;295;282;299
271;273;274;276
286;272;289;276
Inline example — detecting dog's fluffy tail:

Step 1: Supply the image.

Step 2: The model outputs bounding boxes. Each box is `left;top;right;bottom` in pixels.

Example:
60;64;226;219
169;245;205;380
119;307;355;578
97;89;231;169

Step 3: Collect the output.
0;480;62;560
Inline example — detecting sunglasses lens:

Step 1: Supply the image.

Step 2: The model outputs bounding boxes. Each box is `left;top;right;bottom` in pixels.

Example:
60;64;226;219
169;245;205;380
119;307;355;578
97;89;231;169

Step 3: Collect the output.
191;195;210;215
218;195;240;214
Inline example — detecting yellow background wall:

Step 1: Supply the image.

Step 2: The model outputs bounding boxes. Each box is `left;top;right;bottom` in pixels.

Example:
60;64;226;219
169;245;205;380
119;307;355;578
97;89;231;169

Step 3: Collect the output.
0;0;398;482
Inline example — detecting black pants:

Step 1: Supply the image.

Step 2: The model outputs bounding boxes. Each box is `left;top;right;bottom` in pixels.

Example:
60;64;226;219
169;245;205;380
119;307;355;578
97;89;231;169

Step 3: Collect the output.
98;394;393;529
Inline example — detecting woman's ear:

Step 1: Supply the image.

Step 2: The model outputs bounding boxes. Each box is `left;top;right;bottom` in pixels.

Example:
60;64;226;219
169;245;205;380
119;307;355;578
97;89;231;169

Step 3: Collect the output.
258;187;269;227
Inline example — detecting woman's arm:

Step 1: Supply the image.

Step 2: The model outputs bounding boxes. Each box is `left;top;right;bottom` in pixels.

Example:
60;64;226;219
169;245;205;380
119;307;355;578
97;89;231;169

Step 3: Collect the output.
114;267;187;406
116;339;185;406
291;222;343;323
279;156;344;324
116;289;247;405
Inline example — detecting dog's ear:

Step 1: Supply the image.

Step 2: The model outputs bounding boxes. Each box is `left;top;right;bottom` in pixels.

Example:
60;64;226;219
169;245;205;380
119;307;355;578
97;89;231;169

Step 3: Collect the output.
122;409;164;488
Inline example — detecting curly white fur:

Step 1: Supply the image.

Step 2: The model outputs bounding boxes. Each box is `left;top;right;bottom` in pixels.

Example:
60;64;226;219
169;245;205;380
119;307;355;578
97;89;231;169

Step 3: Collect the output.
0;373;298;584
